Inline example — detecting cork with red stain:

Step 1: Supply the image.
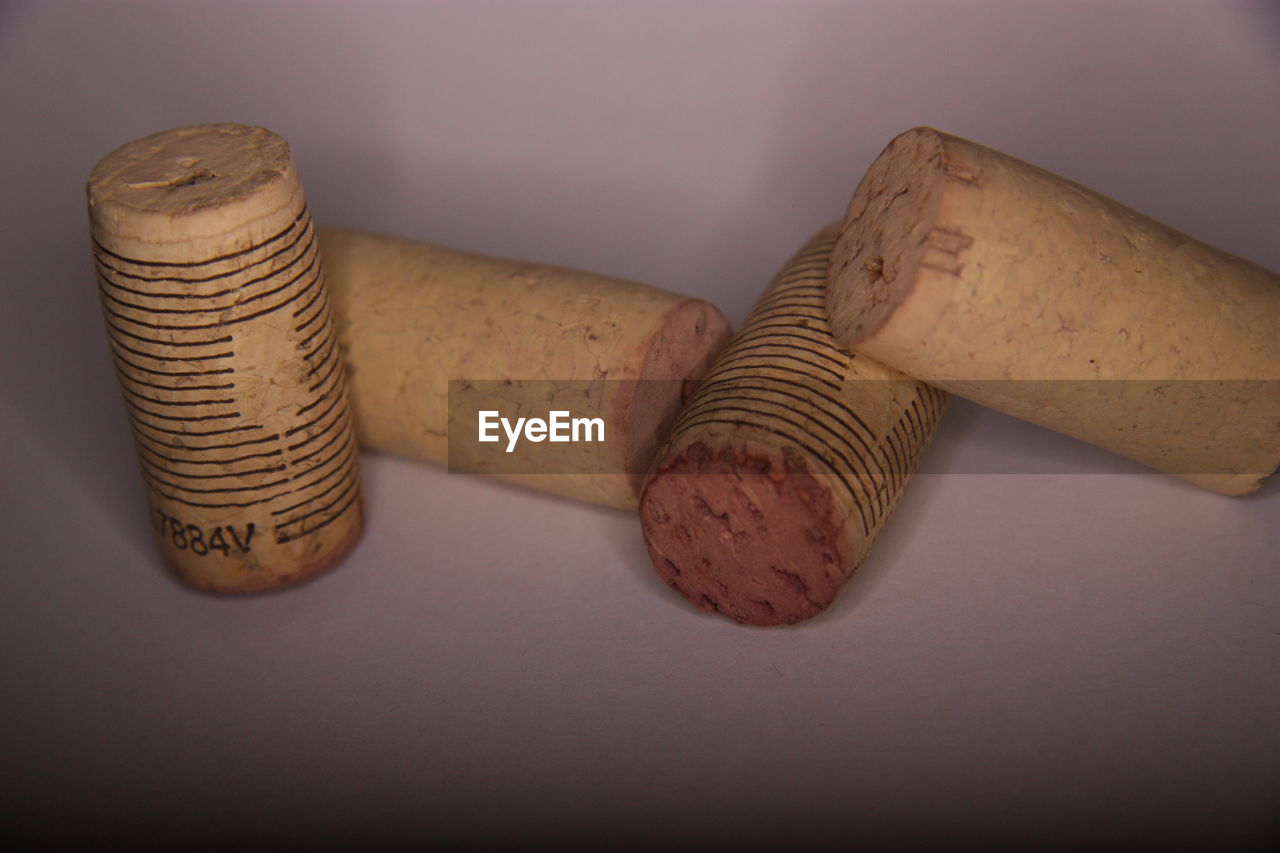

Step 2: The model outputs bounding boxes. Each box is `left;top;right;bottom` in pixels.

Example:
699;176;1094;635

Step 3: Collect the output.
824;127;1280;496
640;225;945;626
319;228;732;511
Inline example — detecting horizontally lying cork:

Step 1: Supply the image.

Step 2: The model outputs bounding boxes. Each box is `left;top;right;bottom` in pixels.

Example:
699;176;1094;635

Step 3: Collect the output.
640;225;945;626
319;229;732;510
825;127;1280;495
87;124;363;592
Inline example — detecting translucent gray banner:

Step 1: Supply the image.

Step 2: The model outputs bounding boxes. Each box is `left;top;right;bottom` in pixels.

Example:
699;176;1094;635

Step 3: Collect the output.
447;379;1279;477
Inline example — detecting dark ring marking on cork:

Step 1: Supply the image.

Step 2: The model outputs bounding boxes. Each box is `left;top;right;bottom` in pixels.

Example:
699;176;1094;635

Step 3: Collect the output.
99;248;323;331
97;224;319;317
92;204;309;269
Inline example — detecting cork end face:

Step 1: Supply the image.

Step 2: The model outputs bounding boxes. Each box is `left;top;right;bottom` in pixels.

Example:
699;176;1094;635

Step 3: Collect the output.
826;127;948;348
88;123;293;213
639;442;847;626
622;299;733;499
87;123;300;258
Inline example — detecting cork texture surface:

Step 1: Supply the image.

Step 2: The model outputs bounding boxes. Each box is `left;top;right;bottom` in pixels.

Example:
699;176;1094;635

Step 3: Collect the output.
320;228;731;509
87;124;364;592
6;2;1279;847
826;127;1280;494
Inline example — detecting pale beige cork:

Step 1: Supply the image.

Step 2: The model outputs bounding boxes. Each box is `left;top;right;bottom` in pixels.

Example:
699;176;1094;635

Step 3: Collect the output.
87;124;364;593
318;228;733;510
639;225;946;626
825;127;1280;496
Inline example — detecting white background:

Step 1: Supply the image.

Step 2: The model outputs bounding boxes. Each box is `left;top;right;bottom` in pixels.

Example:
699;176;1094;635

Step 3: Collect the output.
2;1;1277;846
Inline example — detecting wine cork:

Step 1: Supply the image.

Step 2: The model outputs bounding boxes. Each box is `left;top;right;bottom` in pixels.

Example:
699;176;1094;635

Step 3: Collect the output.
87;124;364;593
639;225;945;626
318;228;732;510
825;127;1280;495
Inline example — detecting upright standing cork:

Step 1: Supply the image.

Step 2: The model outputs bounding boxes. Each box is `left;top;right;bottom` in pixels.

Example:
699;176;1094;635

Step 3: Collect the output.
640;225;945;626
319;228;732;510
825;127;1280;495
87;124;363;592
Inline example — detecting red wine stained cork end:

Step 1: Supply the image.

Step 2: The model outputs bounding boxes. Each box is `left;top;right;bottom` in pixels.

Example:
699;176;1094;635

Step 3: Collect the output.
623;299;734;498
642;443;845;626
